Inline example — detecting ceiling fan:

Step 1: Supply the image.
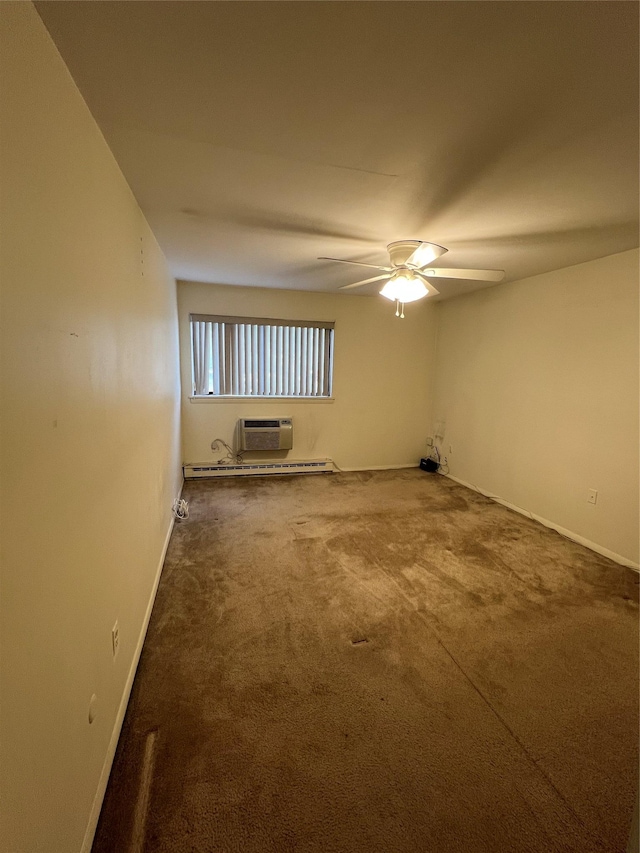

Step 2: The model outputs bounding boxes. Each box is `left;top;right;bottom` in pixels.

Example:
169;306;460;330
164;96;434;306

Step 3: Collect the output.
319;241;505;317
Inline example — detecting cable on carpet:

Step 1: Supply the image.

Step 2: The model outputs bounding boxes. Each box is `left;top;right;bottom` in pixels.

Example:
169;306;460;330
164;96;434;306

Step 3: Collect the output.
172;498;189;521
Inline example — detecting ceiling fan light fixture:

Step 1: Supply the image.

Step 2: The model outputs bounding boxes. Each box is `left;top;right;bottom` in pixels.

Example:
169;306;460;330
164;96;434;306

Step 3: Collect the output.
380;273;428;304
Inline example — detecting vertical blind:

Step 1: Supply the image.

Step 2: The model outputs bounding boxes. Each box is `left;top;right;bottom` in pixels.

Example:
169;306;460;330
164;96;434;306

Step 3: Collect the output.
191;314;334;397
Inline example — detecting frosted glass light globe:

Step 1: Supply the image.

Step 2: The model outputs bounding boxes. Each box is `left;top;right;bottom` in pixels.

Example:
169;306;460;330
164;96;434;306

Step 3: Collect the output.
380;274;428;303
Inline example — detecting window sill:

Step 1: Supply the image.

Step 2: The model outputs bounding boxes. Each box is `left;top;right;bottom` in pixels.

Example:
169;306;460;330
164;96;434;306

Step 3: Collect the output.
188;396;335;404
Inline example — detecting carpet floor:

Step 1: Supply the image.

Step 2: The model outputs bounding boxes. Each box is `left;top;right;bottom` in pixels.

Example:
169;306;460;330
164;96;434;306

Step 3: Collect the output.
93;469;639;853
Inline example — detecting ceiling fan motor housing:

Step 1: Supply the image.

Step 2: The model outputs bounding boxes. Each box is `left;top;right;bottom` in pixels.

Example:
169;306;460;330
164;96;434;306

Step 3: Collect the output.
387;240;422;267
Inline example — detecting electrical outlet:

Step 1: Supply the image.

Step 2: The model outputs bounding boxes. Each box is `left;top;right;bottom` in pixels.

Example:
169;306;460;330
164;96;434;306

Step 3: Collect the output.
426;436;434;447
111;621;120;659
587;489;598;505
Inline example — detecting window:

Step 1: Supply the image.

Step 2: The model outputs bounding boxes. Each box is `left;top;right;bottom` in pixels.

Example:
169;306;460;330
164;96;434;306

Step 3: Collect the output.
190;314;335;398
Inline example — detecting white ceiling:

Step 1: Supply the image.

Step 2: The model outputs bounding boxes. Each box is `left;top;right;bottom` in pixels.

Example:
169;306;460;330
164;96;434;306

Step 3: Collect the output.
36;1;638;300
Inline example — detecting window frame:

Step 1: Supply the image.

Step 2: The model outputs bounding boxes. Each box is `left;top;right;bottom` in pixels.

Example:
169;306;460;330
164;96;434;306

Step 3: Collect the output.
189;313;336;401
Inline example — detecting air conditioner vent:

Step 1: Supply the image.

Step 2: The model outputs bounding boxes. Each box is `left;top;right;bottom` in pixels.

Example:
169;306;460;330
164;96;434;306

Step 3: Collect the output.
243;419;280;429
238;418;293;451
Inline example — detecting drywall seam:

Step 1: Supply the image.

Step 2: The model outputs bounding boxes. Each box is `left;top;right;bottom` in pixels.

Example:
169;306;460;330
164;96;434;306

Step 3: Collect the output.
444;473;639;572
80;481;184;853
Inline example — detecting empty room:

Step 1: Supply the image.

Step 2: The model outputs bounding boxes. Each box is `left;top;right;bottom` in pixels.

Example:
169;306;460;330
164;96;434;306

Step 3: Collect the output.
1;2;638;852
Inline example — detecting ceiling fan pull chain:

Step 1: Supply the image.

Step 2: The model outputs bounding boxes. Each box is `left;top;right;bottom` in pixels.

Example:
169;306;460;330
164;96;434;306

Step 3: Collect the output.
400;302;405;319
395;300;400;317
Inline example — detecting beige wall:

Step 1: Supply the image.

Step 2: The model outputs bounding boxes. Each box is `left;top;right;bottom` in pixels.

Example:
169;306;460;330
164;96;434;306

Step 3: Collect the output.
0;5;182;852
178;281;438;470
432;249;639;564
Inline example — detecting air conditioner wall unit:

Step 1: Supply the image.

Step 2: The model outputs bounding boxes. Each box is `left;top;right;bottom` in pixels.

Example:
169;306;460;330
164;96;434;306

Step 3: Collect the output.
238;418;293;452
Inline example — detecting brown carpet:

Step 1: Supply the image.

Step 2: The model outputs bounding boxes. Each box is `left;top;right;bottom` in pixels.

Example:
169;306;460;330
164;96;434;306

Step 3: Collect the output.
93;469;639;853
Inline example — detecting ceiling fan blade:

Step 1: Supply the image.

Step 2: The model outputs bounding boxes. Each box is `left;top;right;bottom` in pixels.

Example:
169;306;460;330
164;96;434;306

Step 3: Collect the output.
339;274;391;290
405;242;448;269
318;257;393;272
422;268;505;282
416;275;440;297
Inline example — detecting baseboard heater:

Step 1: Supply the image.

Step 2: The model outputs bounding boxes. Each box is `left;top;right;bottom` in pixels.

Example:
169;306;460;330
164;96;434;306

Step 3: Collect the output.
183;459;335;479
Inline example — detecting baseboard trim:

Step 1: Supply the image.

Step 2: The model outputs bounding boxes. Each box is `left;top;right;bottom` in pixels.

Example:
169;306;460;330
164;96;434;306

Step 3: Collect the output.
80;480;184;853
444;472;639;572
340;464;419;472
